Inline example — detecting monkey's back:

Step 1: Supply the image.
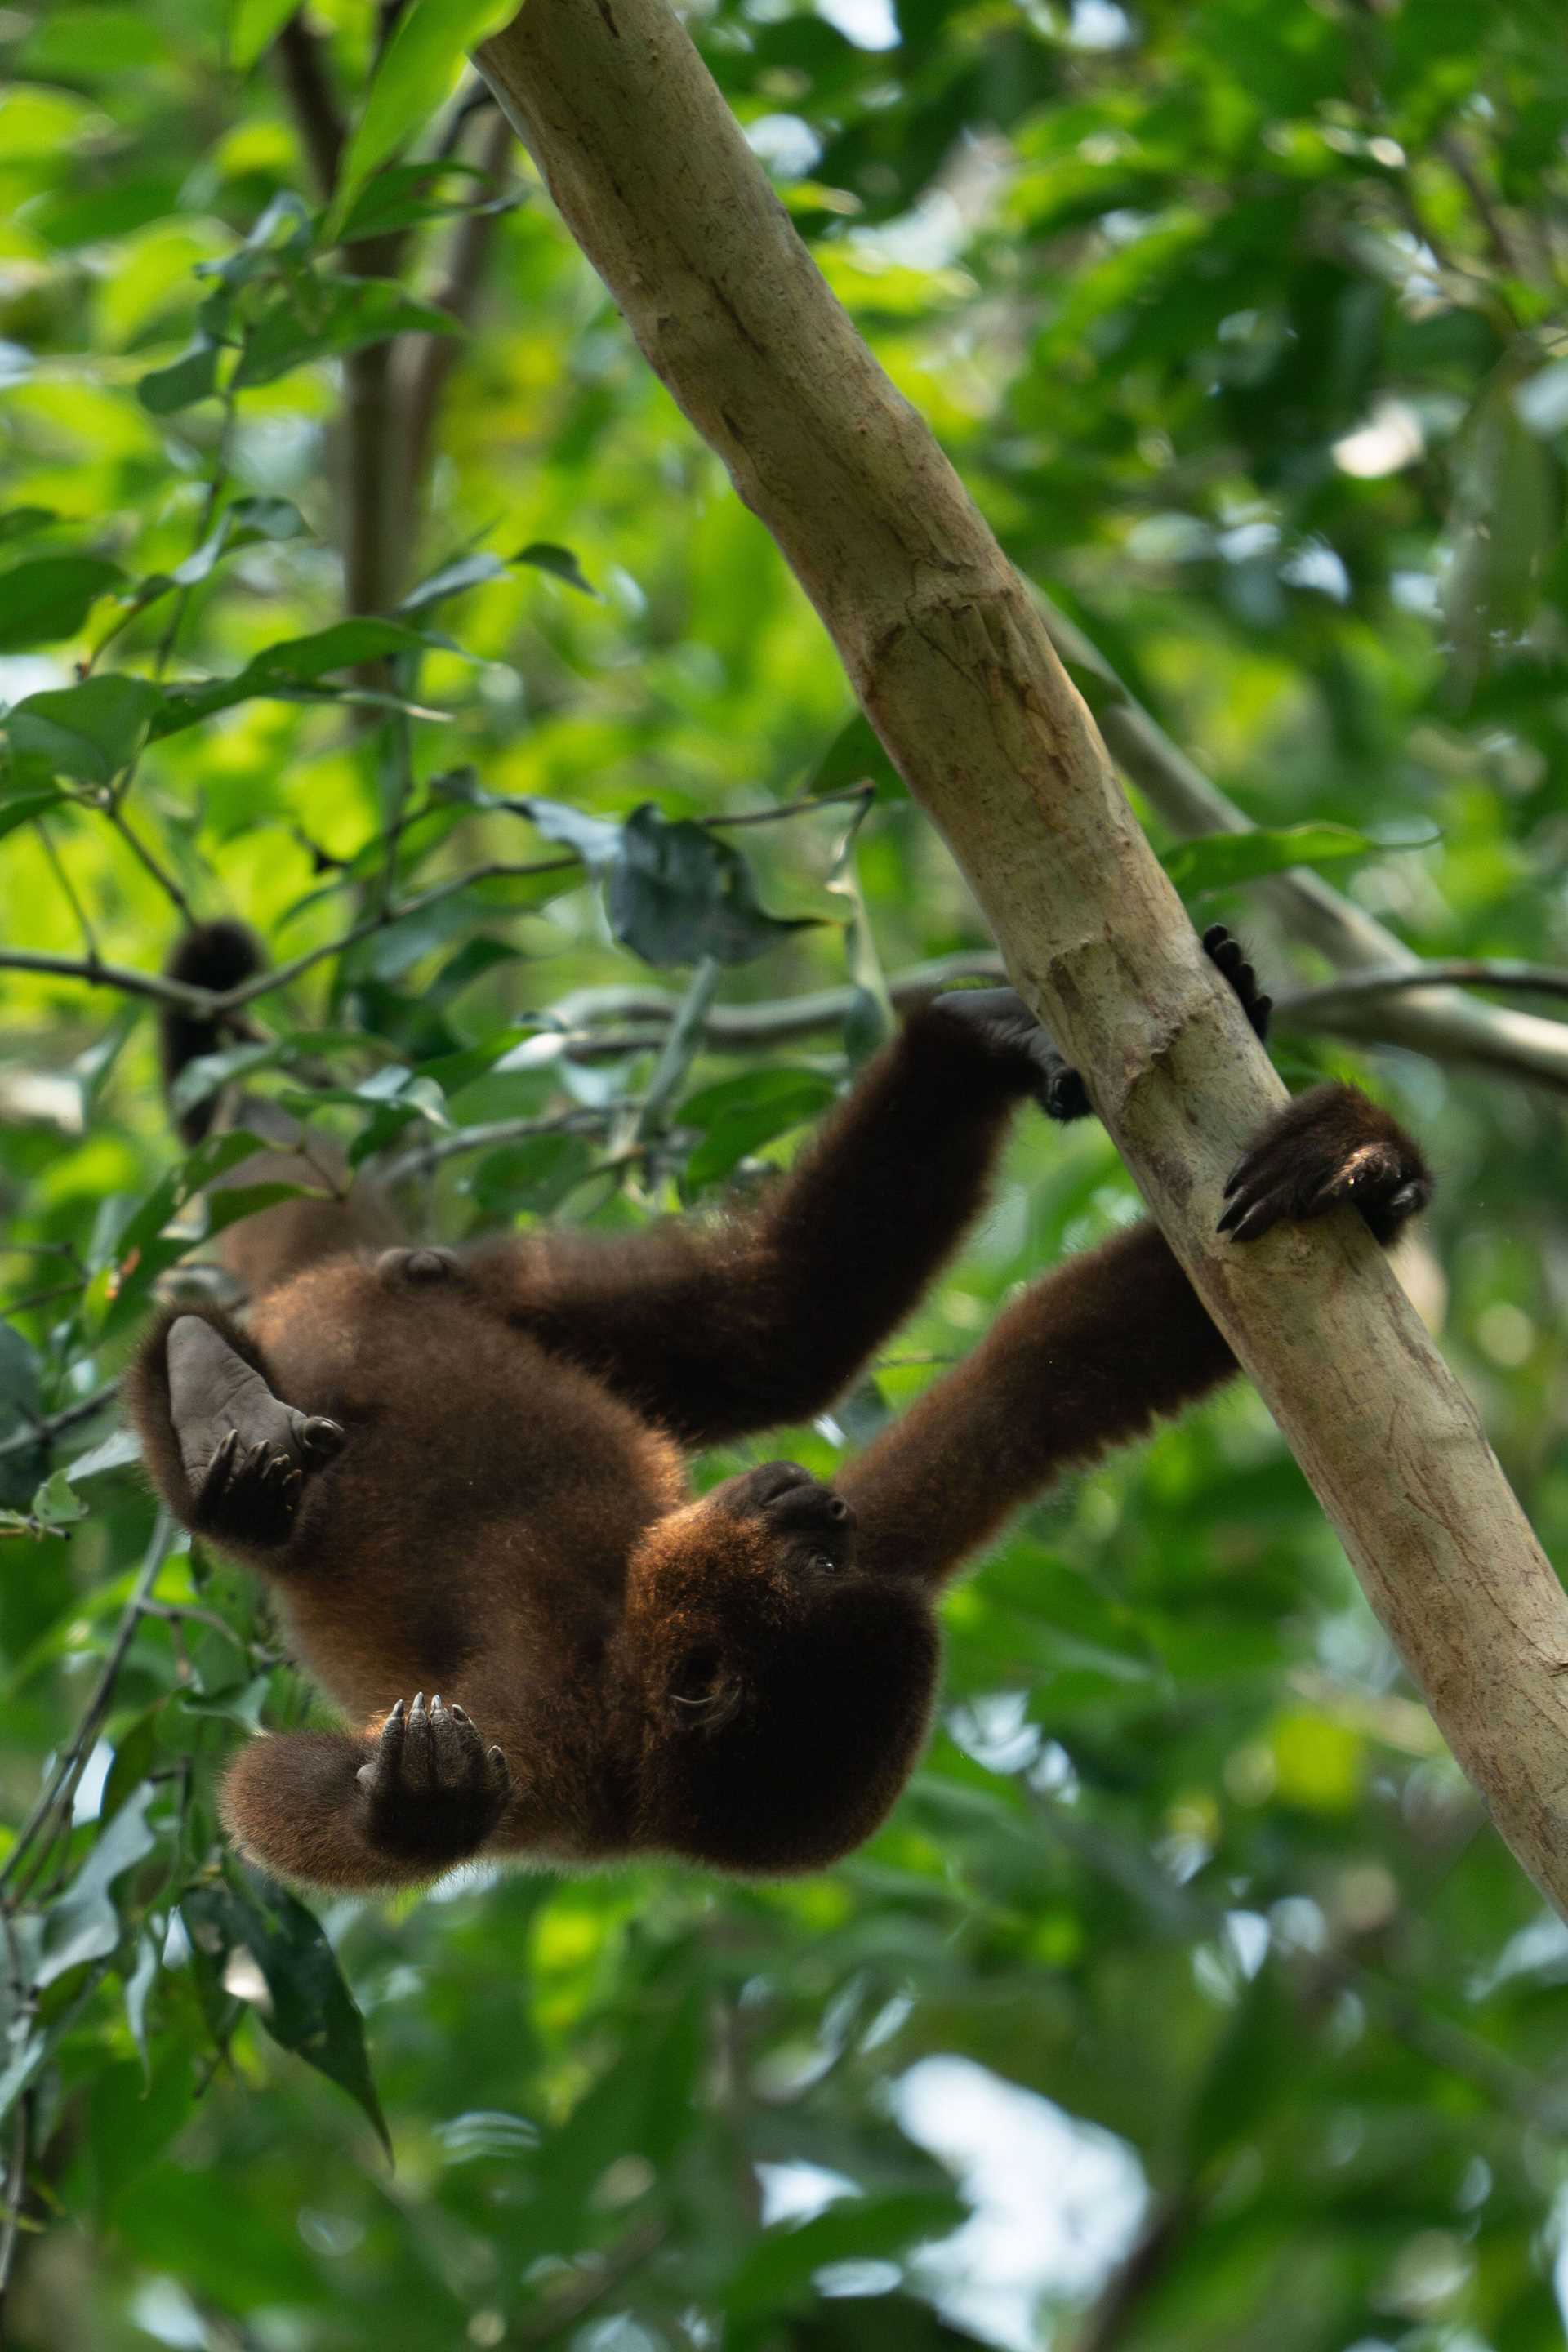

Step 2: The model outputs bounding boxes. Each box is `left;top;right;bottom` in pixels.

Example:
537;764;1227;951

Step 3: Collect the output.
243;1254;687;1726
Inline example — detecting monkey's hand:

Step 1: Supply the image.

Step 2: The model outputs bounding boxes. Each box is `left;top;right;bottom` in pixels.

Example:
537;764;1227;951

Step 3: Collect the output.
710;1460;858;1581
1219;1082;1432;1248
934;923;1272;1123
357;1695;512;1865
166;1314;343;1548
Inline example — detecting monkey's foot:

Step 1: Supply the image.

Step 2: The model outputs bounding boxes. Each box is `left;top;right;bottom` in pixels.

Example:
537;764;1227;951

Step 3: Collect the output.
357;1695;512;1864
376;1245;462;1288
167;1315;343;1548
1200;923;1272;1043
933;925;1272;1125
713;1460;858;1579
1219;1082;1432;1248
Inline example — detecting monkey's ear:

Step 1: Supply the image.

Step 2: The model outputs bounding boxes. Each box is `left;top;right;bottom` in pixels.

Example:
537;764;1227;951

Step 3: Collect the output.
666;1646;741;1731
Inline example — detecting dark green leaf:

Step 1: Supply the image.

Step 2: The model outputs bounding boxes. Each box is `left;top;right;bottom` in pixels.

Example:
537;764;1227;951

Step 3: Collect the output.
234;278;459;390
5;677;163;783
516;541;597;596
0;555;122;651
182;1875;390;2155
36;1787;161;1989
608;804;818;969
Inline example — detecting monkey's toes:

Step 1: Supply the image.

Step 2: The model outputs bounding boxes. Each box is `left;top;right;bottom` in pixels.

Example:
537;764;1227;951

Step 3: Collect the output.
1201;924;1272;1043
358;1695;510;1860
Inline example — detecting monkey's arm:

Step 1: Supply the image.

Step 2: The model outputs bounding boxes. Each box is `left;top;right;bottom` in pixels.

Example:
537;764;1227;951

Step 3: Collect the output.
837;1084;1432;1589
468;1002;1041;1445
221;1695;511;1893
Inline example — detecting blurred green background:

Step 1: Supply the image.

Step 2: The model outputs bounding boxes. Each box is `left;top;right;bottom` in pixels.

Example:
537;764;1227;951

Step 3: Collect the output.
2;0;1567;2344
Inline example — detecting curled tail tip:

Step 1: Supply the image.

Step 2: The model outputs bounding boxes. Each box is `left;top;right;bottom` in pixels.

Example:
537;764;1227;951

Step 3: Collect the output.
160;920;267;1145
163;919;266;991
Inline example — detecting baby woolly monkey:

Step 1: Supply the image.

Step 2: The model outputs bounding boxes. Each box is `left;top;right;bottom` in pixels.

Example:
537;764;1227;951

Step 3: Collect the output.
127;922;1430;1893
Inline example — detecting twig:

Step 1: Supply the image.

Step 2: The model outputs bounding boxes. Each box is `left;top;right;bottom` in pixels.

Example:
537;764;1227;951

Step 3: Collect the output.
378;1105;617;1184
633;956;721;1143
100;801;193;923
33;819;99;963
505;2218;666;2349
0;2092;29;2330
274;12;345;195
1073;2190;1196;2352
0;1383;118;1466
1279;960;1568;1017
0;1514;172;1900
402;104;516;497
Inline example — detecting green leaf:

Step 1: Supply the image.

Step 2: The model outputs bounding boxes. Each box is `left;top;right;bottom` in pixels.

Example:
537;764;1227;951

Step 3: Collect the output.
36;1787;161;1989
182;1874;390;2156
0;782;67;842
1185;1960;1297;2174
0;555;122;651
226;0;301;72
234;278;459;389
399;550;510;614
154;619;434;733
327;0;521;239
469;1133;595;1215
31;1468;89;1528
335;158;495;245
516;541;597;597
682;1068;836;1190
137;340;221;416
722;2193;966;2336
5;677;164;785
608;804;818;969
1160;822;1423;894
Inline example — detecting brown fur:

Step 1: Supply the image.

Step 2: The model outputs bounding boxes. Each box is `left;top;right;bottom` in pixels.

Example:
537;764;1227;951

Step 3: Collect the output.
122;928;1431;1893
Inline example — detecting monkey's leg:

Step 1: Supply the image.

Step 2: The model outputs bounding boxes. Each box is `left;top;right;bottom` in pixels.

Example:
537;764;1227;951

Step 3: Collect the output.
840;1082;1431;1589
221;1695;512;1893
125;1307;343;1552
467;928;1270;1446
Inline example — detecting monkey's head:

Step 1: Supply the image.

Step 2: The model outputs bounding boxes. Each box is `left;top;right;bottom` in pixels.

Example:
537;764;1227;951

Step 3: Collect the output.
622;1464;940;1873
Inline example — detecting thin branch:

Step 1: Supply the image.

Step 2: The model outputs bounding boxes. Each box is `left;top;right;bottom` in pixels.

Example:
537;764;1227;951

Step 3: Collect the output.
1281;960;1568;1018
0;2092;29;2328
100;800;194;923
0;1514;171;1900
505;2218;666;2350
1035;591;1568;1095
401;102;515;497
0;1382;118;1466
1073;2190;1196;2352
274;12;345;197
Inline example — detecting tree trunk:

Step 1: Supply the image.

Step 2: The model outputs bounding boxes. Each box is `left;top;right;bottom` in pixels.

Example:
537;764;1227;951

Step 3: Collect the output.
475;0;1568;1915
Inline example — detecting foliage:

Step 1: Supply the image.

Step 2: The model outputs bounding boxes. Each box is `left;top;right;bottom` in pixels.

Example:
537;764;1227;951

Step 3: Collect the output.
0;0;1566;2346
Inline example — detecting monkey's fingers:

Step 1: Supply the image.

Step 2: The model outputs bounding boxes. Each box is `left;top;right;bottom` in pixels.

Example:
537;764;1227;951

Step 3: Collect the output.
1201;924;1273;1043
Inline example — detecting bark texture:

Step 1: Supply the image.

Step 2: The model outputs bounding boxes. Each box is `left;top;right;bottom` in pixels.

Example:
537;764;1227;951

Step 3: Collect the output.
475;0;1568;1910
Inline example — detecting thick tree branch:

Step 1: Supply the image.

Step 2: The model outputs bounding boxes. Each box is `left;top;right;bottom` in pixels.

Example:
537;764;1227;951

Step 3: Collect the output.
475;0;1568;1916
1038;595;1568;1094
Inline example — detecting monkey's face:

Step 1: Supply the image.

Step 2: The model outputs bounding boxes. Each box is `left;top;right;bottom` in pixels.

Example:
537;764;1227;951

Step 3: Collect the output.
623;1468;940;1873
